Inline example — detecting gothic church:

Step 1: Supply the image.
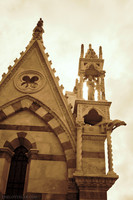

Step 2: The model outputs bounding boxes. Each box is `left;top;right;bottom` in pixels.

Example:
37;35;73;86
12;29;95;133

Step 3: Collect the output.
0;19;126;200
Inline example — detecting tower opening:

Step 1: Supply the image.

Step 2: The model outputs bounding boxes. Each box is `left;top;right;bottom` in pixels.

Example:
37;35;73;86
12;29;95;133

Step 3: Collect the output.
83;108;102;125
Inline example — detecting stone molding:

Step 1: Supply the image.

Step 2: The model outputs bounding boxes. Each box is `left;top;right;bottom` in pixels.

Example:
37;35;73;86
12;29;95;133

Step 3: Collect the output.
0;147;14;161
14;70;45;94
0;96;76;178
74;175;118;191
74;100;111;125
0;124;52;132
4;131;37;151
82;151;104;159
23;192;67;200
27;149;39;161
82;134;106;141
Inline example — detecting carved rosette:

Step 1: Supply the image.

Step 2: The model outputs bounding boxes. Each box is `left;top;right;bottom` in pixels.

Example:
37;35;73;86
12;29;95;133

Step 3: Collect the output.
14;70;45;93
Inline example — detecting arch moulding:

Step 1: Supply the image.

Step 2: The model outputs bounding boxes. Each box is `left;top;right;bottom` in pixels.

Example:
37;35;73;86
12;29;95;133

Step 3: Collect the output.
0;95;76;178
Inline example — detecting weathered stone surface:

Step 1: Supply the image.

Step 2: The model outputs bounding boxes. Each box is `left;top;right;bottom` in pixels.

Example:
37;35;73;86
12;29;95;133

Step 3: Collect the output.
0;19;125;200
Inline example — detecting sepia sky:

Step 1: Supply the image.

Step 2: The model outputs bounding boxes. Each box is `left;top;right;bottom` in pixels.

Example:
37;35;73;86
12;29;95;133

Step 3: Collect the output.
0;0;132;199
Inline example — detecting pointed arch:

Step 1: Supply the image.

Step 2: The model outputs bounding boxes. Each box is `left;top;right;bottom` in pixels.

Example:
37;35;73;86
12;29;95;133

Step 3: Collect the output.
0;95;76;178
5;145;28;198
3;131;37;151
82;106;105;121
84;108;102;125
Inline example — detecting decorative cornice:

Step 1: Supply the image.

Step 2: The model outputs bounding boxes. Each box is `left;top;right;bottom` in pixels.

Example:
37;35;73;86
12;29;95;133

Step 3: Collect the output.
82;134;106;141
79;57;104;63
74;175;118;191
26;149;39;160
74;100;111;107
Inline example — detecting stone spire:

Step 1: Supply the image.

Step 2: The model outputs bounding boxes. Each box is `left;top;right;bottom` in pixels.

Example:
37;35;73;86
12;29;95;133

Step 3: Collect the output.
32;18;44;40
80;44;84;58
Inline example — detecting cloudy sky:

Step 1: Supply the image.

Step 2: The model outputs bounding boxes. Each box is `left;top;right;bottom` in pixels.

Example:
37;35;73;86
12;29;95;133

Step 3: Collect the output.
0;0;132;199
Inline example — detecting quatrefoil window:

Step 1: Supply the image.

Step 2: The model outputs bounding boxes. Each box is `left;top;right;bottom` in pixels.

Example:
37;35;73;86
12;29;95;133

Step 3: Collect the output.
84;109;102;126
21;75;39;88
14;70;45;93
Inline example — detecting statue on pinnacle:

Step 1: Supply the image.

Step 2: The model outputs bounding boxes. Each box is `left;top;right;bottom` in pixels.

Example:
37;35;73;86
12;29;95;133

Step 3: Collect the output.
32;18;44;40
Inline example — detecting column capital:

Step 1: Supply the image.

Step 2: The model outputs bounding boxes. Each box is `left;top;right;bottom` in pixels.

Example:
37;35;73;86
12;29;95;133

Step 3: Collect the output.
76;117;84;127
26;149;39;161
0;147;14;161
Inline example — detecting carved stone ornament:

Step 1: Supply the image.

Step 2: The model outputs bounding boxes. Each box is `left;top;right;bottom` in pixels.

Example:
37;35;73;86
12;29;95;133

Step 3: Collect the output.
74;175;118;191
14;70;45;93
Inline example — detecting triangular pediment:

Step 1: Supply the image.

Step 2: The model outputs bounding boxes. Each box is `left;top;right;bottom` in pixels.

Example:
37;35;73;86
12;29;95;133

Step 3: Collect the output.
0;36;75;138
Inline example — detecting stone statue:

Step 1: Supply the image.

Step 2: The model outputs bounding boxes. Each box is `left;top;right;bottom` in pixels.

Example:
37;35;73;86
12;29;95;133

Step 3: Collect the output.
32;18;44;40
87;75;94;100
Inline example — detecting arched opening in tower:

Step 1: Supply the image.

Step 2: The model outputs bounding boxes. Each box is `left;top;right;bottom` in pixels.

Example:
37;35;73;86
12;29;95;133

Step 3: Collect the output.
83;109;102;126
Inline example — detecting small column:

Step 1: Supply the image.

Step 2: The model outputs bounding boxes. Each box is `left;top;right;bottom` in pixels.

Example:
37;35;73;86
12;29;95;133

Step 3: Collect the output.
0;147;14;196
87;76;94;100
96;77;101;100
107;130;115;175
78;74;84;99
24;149;39;196
101;75;105;100
80;44;84;58
99;46;103;59
76;124;83;172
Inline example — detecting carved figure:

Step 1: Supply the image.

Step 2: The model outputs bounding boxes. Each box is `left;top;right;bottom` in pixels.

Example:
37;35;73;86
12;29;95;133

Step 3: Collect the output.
32;18;44;40
73;79;78;94
87;76;94;100
98;119;126;132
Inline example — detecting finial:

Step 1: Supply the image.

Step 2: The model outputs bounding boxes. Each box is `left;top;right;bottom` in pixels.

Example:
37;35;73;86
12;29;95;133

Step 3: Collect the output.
52;68;56;73
2;73;6;79
65;93;68;99
20;51;24;56
32;18;44;40
8;65;12;73
49;60;52;65
14;58;18;63
80;44;84;58
89;44;92;49
60;84;64;92
99;46;102;59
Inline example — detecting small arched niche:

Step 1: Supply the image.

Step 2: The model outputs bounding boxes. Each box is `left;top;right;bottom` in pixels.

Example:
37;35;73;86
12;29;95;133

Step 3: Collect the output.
83;108;102;126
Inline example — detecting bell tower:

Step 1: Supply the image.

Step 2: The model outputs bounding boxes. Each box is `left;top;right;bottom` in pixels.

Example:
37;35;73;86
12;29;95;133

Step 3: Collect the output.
73;44;126;200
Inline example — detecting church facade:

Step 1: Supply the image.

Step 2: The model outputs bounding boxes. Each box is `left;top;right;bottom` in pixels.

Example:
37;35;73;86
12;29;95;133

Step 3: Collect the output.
0;19;126;200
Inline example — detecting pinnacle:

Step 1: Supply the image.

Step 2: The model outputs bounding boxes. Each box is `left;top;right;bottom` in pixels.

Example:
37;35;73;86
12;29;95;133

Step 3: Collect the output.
85;44;98;59
32;18;44;40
